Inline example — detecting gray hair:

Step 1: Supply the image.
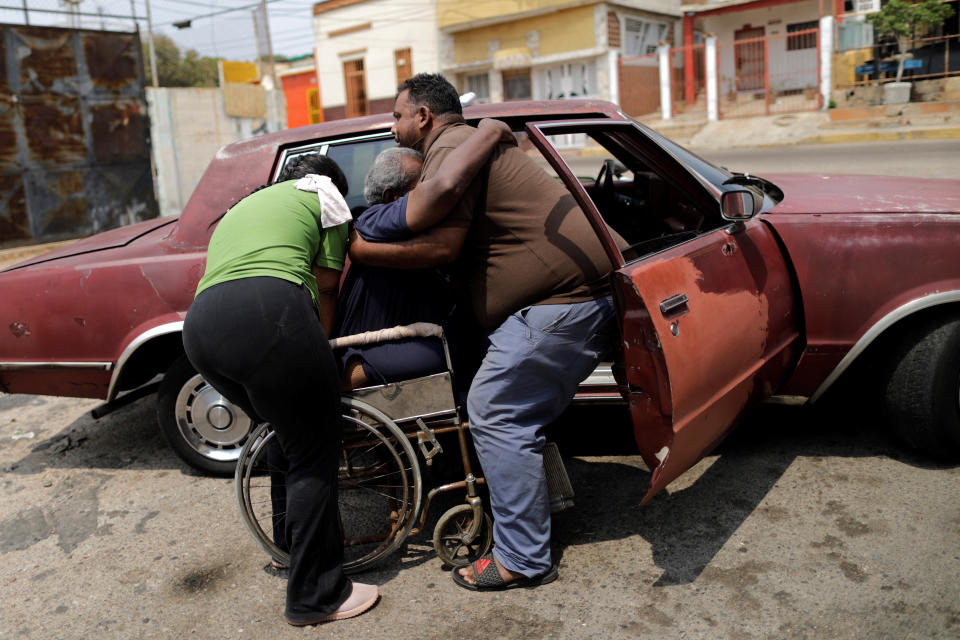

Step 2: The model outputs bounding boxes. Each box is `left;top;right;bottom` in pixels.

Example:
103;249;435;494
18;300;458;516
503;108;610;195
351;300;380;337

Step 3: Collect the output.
363;147;423;205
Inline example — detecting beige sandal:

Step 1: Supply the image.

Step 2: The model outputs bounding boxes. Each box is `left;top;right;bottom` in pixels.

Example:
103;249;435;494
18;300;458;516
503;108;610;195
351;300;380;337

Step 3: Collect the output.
285;582;379;626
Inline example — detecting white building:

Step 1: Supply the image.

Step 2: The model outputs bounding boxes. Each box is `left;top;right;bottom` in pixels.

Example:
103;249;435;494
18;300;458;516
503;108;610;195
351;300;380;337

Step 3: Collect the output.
312;0;442;120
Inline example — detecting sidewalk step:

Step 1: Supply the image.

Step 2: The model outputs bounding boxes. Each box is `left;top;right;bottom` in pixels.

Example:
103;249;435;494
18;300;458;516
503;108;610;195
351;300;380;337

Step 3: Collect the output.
827;101;960;123
799;124;960;145
821;114;959;129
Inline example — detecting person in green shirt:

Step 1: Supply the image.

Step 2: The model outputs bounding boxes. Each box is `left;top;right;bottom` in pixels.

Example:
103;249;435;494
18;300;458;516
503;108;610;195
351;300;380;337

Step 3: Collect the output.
182;118;515;627
183;154;377;625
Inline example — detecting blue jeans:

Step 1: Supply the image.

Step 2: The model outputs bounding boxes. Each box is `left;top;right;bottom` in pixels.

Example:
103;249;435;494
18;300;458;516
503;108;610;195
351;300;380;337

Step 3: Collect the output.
466;296;618;577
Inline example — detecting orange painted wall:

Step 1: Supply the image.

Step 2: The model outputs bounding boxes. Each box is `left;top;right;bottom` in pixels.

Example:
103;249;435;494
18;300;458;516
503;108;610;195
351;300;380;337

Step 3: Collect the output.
282;70;323;127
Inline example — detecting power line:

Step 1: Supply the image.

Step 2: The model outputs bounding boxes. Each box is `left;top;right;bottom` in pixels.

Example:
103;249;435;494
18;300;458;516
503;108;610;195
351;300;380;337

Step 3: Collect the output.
151;0;224;9
153;0;439;61
156;0;283;27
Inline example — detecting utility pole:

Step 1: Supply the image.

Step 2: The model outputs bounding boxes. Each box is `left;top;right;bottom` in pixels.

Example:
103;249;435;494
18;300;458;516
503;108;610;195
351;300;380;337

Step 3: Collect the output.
145;0;159;87
253;0;278;90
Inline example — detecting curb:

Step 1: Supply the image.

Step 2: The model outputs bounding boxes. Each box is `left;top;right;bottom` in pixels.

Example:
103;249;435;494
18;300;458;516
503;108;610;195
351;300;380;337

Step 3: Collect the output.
674;125;960;151
797;126;960;145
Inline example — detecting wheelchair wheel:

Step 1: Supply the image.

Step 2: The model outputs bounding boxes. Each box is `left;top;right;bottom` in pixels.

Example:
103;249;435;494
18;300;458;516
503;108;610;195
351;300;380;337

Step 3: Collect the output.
235;398;422;574
432;503;493;568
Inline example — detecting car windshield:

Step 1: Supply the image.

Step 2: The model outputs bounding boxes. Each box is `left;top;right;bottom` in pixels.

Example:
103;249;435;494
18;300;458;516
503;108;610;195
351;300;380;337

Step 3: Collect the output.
633;119;733;188
633;118;783;207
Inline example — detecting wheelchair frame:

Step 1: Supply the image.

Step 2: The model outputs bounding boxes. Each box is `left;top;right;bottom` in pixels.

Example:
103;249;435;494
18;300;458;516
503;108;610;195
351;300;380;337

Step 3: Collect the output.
234;325;495;573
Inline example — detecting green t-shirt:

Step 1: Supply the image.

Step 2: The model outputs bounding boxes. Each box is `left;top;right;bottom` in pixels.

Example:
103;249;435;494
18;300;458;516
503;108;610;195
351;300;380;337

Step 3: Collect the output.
195;180;349;312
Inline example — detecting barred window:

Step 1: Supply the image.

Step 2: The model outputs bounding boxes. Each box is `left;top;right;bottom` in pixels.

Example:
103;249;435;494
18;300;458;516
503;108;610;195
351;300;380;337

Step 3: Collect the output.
394;48;412;87
787;21;818;51
306;88;321;124
464;73;490;103
343;59;368;118
624;17;669;56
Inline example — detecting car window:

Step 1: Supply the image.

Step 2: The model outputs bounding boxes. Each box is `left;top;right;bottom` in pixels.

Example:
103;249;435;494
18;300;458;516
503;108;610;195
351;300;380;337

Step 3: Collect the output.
277;134;395;211
324;137;396;210
525;124;723;264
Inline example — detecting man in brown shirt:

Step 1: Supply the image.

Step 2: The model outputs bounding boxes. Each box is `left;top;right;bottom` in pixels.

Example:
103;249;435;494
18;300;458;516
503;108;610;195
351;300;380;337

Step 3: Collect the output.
350;73;619;591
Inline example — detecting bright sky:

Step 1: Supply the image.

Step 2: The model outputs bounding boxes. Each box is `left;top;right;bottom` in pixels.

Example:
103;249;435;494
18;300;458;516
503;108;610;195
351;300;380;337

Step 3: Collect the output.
2;0;321;62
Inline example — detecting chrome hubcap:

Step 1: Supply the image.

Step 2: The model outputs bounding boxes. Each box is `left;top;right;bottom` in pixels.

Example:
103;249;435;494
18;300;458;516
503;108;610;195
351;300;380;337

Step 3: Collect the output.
174;374;252;462
207;405;233;430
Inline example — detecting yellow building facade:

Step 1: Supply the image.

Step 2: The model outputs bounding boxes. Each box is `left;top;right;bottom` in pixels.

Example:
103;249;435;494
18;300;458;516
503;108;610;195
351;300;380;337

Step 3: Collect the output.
439;0;681;105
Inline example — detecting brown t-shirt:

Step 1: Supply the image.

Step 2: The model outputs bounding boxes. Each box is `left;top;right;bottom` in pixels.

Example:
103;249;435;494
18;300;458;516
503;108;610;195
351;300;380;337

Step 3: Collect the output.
421;122;620;331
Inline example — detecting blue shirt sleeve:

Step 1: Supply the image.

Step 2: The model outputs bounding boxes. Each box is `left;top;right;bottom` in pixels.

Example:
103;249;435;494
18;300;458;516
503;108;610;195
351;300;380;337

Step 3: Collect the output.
353;194;412;241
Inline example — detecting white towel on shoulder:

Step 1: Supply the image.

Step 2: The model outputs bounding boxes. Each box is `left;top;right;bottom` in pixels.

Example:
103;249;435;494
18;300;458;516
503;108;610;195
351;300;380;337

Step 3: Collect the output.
294;174;353;229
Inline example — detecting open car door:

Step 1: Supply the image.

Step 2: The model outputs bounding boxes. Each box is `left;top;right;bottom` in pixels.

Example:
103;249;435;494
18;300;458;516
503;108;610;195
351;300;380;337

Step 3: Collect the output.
527;120;802;503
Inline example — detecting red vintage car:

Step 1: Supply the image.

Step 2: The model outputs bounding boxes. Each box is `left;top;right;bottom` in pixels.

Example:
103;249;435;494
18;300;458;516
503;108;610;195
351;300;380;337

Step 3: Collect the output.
1;100;959;501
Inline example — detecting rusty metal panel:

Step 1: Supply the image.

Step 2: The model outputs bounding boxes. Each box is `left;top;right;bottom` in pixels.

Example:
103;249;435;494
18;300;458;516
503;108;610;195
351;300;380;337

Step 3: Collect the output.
22;168;88;238
0;30;6;93
14;28;78;95
90;99;149;163
0;24;157;249
0;172;28;242
0;94;17;171
21;95;87;164
82;32;142;95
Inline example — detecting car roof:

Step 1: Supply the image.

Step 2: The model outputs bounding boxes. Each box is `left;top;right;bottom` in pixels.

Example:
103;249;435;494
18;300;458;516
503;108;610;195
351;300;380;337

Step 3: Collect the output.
217;99;627;158
174;99;628;247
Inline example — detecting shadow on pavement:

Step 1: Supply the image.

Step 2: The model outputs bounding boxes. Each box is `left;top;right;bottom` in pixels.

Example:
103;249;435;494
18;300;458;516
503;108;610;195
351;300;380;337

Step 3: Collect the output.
4;392;189;476
547;400;955;587
4;390;955;585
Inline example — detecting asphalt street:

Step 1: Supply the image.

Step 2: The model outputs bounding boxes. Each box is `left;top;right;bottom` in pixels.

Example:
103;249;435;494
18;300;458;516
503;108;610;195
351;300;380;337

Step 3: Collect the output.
1;138;959;639
1;393;958;639
556;139;960;182
698;139;960;180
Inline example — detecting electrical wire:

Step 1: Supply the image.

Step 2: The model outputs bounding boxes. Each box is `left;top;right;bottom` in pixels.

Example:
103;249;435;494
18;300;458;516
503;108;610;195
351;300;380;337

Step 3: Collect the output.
136;0;448;61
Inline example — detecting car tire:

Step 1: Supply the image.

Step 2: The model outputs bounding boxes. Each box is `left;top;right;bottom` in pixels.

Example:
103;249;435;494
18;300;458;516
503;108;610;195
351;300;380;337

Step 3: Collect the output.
881;312;960;459
156;355;255;475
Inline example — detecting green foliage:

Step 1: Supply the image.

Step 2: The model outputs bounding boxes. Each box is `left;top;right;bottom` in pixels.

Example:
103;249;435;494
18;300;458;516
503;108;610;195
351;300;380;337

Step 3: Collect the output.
143;34;221;88
866;0;954;82
866;0;955;43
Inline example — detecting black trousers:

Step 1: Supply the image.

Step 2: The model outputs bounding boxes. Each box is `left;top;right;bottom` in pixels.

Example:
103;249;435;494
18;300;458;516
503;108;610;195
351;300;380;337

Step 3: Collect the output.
183;276;350;622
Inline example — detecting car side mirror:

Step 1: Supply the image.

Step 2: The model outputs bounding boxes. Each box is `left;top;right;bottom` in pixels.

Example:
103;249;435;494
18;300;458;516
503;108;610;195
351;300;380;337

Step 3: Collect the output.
720;189;762;221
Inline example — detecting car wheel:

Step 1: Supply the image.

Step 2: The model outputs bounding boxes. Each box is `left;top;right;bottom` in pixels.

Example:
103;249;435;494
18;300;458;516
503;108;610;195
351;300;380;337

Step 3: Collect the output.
881;312;960;459
156;355;254;475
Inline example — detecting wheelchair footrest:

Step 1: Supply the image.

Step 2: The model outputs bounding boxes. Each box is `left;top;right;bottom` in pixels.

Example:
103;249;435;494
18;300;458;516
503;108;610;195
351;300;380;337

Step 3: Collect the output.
544;442;574;512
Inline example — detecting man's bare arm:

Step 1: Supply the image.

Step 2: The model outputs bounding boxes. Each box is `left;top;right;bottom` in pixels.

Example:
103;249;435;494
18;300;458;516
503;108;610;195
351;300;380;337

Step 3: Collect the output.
404;118;514;233
349;224;468;269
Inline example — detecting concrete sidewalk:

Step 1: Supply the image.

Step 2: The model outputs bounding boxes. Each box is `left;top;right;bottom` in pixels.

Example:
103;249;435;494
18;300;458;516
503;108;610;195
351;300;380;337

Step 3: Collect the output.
642;100;960;151
0;240;76;271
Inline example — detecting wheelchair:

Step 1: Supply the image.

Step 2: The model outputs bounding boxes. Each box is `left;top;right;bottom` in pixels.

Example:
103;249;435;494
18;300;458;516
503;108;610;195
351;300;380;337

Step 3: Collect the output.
234;323;575;574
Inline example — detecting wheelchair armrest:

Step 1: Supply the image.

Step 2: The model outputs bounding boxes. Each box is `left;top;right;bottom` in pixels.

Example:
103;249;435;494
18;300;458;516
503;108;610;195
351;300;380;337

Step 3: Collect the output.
329;322;444;349
331;322;455;386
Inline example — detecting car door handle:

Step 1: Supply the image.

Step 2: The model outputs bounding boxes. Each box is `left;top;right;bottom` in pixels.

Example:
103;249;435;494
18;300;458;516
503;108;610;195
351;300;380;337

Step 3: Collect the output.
659;293;689;318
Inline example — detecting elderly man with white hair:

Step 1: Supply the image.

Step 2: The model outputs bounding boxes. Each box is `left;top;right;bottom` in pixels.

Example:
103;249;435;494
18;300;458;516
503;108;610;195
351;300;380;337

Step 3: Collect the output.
333;119;515;390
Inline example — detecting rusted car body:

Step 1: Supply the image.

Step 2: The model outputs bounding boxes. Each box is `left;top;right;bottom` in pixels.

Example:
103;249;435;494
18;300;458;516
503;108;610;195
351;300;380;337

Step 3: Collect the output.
2;100;959;501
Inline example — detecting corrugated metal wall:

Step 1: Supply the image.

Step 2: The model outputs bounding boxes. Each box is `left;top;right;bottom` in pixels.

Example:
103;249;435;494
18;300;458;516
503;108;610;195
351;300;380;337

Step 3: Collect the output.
0;24;157;248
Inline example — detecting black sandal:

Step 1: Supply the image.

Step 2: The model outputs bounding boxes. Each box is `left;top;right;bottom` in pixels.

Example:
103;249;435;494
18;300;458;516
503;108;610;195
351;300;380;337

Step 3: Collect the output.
451;553;558;591
263;560;289;579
